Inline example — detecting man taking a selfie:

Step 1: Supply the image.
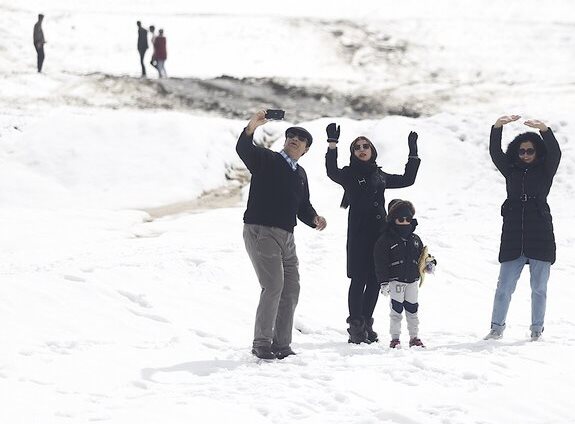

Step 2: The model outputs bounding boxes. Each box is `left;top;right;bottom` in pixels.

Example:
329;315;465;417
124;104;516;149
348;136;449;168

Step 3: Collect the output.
236;109;327;360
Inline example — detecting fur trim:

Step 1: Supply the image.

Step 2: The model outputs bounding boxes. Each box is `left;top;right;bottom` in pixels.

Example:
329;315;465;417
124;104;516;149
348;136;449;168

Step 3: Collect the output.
387;199;416;222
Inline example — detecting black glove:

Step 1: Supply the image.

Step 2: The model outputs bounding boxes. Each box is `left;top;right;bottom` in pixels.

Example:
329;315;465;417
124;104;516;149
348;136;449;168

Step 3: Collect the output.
326;123;340;143
408;131;418;156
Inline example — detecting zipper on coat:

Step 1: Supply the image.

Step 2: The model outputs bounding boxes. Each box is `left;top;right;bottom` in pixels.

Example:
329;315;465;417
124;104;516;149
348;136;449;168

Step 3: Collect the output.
520;169;527;256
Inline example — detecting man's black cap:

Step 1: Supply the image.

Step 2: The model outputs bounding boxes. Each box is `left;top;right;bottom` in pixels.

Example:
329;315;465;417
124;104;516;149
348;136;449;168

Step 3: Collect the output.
285;126;313;147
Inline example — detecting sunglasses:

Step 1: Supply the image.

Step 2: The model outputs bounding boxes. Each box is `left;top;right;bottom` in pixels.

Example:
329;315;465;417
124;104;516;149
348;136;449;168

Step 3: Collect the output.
353;143;371;151
286;132;308;143
518;148;535;156
396;217;412;223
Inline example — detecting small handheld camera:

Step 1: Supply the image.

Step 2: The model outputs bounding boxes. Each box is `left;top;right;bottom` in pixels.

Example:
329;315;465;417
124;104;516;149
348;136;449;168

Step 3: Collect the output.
265;109;285;120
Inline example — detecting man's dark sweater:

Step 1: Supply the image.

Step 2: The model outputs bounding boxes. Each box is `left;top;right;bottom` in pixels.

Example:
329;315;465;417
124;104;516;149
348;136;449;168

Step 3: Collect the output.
236;129;317;233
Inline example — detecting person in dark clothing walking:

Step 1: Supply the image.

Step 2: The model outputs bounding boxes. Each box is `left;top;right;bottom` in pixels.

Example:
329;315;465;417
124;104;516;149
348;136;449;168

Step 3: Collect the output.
33;14;45;73
325;123;420;344
484;115;562;341
237;110;327;360
136;21;148;77
374;199;434;349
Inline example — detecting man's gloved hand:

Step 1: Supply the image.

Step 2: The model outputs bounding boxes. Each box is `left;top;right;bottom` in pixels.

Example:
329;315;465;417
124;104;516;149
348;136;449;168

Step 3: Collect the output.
326;123;340;143
380;282;390;296
408;131;418;156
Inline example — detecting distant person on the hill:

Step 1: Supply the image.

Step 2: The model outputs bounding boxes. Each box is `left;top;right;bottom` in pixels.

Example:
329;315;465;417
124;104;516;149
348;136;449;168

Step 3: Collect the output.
325;123;420;344
33;14;46;73
484;116;561;342
237;110;327;360
149;25;158;70
374;199;436;349
136;21;148;77
153;29;167;78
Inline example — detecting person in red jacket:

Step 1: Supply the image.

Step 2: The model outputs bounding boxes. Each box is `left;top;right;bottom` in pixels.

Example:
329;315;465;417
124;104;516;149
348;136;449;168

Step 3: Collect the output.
153;29;167;78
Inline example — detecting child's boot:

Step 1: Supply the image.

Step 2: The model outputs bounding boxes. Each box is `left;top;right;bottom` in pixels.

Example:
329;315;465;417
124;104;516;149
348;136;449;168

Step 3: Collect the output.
409;337;425;348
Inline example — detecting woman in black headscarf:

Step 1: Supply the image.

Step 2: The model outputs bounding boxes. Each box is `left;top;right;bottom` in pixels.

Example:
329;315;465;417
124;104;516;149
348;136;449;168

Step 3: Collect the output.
325;123;421;343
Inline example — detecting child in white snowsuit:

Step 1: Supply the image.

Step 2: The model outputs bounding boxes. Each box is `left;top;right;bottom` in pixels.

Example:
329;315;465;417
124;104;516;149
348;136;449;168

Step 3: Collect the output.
374;199;433;348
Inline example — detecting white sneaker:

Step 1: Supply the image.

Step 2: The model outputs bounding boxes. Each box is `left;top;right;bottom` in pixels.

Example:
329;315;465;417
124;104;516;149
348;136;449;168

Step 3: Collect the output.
530;331;542;341
484;329;502;340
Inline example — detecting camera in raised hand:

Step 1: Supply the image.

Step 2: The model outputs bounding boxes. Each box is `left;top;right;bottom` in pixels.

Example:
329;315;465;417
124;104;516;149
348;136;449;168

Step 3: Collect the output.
265;109;285;120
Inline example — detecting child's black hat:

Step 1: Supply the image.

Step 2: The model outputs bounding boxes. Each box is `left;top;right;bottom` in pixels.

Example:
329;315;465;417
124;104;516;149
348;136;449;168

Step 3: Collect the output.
387;199;415;222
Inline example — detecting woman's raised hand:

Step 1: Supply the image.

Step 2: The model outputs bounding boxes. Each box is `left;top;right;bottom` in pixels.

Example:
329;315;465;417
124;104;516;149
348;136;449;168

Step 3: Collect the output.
494;115;520;128
326;123;340;149
408;131;418;156
326;123;341;143
524;119;549;132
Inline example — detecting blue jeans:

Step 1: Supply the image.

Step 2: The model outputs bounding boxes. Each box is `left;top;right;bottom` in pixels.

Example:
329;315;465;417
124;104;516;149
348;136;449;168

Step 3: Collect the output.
490;255;550;334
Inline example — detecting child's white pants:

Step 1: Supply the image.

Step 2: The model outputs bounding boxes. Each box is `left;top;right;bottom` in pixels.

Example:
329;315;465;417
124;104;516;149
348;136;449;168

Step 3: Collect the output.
389;281;419;339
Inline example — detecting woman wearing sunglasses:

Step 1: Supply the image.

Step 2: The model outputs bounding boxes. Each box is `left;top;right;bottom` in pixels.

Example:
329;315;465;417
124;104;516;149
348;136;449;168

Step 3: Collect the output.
325;123;421;344
485;115;562;341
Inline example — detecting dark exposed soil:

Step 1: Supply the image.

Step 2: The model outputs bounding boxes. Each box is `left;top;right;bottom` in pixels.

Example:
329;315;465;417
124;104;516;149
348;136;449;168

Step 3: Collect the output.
85;73;425;122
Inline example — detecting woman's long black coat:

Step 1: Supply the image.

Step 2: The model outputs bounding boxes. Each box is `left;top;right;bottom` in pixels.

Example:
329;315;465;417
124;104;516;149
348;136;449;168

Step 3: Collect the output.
326;148;420;280
489;126;561;264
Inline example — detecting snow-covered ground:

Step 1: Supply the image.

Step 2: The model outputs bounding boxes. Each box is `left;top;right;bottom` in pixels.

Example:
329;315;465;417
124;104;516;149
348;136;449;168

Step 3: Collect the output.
1;1;575;423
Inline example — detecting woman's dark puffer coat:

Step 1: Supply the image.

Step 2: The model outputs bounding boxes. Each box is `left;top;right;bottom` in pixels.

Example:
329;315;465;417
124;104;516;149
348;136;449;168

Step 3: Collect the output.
489;126;561;264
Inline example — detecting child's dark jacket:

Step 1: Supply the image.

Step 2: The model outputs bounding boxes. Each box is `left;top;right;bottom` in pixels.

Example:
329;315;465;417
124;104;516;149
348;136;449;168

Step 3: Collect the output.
374;223;424;284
